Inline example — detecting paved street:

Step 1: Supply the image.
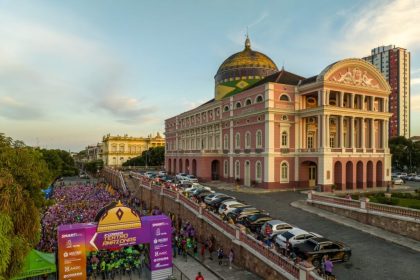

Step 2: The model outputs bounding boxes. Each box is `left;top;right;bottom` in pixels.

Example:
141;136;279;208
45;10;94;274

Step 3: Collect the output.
215;189;420;280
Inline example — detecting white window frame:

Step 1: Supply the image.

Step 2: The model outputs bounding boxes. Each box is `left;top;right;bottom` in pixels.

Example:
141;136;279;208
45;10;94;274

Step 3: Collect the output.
255;161;262;183
255;95;264;103
245;98;252;106
224;134;229;149
224;160;228;177
281;131;288;147
279;94;290;101
235;160;240;179
280;161;289;183
235;132;241;149
245;131;251;149
256;130;262;148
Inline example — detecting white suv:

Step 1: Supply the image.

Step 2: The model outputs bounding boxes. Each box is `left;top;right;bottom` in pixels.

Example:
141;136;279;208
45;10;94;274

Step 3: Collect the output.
218;201;245;215
275;228;322;250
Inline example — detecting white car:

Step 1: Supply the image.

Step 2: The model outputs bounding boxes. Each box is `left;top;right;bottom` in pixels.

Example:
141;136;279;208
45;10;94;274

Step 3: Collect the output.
204;193;230;204
184;184;212;193
176;173;188;180
260;220;293;239
275;228;322;250
392;177;404;185
185;175;198;183
218;200;245;215
158;171;167;176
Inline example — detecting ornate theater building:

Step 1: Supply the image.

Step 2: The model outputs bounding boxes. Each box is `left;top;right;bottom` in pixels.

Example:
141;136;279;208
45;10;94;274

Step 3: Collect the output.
165;36;392;190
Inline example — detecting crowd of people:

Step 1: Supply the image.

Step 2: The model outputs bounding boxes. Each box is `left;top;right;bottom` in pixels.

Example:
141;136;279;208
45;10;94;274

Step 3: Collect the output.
37;182;124;253
86;245;148;280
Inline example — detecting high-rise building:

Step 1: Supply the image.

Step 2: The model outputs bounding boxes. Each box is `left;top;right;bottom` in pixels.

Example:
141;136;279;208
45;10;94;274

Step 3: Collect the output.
363;45;410;138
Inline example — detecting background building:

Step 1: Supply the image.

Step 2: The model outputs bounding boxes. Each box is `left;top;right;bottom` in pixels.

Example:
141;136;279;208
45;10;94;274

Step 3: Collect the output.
102;133;165;166
363;45;410;138
165;37;392;190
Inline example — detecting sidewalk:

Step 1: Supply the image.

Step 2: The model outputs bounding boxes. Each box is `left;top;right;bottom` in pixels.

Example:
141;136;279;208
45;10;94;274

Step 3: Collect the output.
173;256;219;280
291;200;420;253
173;252;262;280
203;181;296;194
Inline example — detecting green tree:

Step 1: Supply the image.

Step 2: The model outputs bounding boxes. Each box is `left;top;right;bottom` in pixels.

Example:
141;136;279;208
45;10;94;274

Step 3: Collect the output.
84;159;104;174
0;133;52;279
122;146;165;167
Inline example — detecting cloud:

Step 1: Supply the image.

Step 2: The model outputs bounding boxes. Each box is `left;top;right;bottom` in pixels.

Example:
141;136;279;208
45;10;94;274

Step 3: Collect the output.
96;94;157;124
412;78;420;85
411;95;420;112
331;0;420;56
0;96;43;120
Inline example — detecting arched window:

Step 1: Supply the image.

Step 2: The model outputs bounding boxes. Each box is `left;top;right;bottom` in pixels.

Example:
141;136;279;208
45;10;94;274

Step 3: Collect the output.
223;134;229;149
255;161;262;182
235;160;240;179
280;94;290;101
245;131;251;148
256;130;262;148
235;133;241;149
256;95;264;103
224;160;228;177
245;98;252;106
281;131;288;147
236;102;242;109
224;105;229;112
281;161;289;182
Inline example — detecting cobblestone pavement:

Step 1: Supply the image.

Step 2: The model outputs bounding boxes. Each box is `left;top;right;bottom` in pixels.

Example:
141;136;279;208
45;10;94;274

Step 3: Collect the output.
210;188;420;280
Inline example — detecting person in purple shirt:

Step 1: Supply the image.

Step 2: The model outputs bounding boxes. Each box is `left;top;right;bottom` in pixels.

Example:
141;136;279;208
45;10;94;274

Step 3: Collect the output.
324;256;333;276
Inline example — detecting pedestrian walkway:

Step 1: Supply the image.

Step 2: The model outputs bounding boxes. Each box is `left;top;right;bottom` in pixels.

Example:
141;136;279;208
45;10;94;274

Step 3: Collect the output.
291;200;420;253
173;255;219;280
173;252;261;280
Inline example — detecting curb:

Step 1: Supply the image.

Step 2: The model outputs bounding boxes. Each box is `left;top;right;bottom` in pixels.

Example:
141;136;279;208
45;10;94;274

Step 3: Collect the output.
291;200;420;253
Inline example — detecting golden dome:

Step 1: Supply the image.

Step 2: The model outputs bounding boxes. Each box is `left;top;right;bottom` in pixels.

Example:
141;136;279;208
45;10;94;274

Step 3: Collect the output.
97;201;142;233
214;35;278;100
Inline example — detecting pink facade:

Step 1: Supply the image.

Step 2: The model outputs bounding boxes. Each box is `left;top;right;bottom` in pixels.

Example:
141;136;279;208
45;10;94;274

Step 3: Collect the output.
165;58;392;191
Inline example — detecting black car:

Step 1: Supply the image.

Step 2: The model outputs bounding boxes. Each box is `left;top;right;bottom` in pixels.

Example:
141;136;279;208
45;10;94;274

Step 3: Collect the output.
226;206;260;223
240;213;272;233
207;196;235;212
293;237;351;267
195;191;213;202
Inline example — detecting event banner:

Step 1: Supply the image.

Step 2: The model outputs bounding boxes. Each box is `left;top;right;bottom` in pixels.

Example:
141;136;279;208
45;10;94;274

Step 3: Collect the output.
57;223;94;280
149;217;173;270
91;228;150;250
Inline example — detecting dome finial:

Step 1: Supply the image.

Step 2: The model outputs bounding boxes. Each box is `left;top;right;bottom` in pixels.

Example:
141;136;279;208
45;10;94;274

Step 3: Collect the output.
245;27;251;49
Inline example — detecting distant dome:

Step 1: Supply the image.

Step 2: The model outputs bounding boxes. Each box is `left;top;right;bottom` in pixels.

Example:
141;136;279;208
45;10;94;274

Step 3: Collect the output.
214;35;278;100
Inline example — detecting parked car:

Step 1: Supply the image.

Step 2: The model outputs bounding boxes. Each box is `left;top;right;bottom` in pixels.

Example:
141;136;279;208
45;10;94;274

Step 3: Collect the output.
218;201;246;215
158;171;167;176
207;196;236;212
185;175;198;183
196;191;214;202
293;237;351;267
275;228;322;250
226;207;260;223
204;193;230;204
176;173;188;180
260;220;294;239
414;175;420;182
392;177;404;185
240;213;272;233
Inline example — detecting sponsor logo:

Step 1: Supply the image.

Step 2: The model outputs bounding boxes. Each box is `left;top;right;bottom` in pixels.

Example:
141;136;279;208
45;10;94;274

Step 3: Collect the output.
153;256;169;263
152;222;169;227
154;251;167;257
153;237;169;244
63;251;82;258
61;233;82;239
64;265;81;273
65;240;72;249
63;272;83;278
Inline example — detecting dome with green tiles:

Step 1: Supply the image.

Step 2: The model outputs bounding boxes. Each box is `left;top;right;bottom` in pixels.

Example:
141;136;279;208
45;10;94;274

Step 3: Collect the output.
214;35;278;100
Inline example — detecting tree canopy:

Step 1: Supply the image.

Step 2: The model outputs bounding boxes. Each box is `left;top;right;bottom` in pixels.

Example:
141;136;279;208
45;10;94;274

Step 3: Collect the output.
0;133;76;279
389;136;420;172
123;146;164;167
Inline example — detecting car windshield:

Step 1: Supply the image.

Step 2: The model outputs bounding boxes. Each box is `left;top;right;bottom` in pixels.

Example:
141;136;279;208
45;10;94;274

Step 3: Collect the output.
281;231;295;240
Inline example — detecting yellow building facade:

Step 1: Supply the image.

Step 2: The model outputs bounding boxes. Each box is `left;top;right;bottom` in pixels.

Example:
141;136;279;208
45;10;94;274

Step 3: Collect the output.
102;133;165;166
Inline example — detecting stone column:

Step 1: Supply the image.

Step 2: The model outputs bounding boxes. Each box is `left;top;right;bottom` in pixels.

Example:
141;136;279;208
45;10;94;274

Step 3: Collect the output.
371;119;375;149
350;117;355;149
317;115;322;149
361;118;365;150
339;115;344;148
340;92;344;107
324;89;329;106
317;90;322;107
350;93;355;109
324;114;330;148
383;120;389;149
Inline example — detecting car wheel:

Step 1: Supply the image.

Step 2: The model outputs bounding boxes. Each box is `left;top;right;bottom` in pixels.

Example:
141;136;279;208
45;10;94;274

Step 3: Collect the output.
343;253;350;262
312;258;321;268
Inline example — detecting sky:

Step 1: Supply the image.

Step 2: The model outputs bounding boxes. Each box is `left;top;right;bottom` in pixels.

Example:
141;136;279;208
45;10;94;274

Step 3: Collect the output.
1;0;420;151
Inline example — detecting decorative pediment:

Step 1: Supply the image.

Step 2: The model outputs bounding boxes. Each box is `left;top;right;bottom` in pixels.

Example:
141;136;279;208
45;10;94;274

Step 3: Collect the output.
329;67;380;89
318;59;390;92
